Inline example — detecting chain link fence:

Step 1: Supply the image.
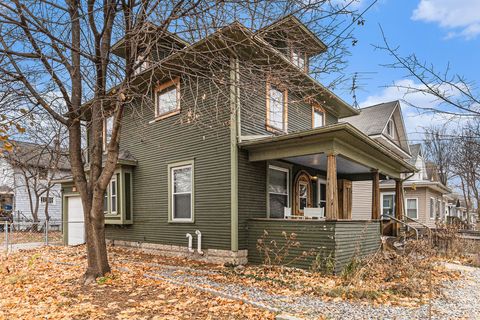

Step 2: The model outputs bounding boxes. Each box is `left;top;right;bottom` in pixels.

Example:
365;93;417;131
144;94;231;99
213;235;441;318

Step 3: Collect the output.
1;220;64;253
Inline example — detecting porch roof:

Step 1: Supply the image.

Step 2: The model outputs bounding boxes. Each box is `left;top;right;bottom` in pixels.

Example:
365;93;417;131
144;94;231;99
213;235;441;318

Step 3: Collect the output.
239;123;417;179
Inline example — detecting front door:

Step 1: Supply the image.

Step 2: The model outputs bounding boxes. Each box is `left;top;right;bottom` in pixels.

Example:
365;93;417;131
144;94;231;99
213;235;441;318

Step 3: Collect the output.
294;171;312;215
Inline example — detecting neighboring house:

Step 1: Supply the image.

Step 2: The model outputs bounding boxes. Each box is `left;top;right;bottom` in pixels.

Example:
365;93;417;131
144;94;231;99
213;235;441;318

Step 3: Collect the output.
379;144;451;229
0;140;70;223
445;193;473;226
61;16;416;271
342;102;451;230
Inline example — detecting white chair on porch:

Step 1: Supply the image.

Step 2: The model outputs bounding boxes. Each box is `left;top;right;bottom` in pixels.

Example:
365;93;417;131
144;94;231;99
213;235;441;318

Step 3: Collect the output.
304;207;325;219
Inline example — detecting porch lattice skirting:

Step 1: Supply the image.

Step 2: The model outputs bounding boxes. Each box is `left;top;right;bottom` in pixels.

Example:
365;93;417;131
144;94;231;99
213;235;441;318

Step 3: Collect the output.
106;239;248;265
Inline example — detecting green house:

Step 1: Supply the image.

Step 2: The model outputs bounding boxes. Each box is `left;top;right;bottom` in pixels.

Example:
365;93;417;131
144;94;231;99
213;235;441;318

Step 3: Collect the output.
61;16;416;272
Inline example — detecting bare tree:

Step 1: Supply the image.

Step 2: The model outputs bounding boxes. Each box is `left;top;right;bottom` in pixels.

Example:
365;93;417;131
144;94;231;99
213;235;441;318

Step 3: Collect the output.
423;125;454;186
376;27;480;118
0;0;368;281
2;115;69;224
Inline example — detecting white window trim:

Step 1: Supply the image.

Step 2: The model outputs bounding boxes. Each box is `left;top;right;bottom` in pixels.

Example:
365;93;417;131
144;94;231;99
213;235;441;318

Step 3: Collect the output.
429;197;435;219
381;192;396;217
103;116;113;152
267;165;290;218
386;118;395;138
168;160;194;223
317;178;327;208
405;198;418;220
110;175;118;215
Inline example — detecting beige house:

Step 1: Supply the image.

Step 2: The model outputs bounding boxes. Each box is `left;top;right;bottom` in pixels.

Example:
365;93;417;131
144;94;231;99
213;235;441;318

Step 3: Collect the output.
342;101;451;229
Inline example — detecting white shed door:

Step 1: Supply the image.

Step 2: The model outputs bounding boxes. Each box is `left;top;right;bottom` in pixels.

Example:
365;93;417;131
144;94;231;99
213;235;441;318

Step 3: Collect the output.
68;196;85;246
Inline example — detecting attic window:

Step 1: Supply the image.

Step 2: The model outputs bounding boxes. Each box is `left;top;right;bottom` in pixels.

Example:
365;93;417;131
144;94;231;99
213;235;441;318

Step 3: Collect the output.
386;119;394;138
290;48;306;71
134;53;150;76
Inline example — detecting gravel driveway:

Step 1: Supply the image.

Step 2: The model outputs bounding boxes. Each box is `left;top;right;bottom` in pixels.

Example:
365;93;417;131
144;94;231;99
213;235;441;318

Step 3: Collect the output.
141;261;480;320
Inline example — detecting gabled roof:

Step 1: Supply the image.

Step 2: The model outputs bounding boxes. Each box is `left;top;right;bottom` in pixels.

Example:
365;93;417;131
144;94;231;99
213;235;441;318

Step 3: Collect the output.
408;143;422;165
1;140;71;171
256;15;327;55
340;100;410;156
340;101;397;136
84;20;359;119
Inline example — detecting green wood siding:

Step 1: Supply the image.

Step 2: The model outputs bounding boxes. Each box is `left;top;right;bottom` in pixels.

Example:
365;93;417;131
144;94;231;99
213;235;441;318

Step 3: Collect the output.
105;75;232;250
334;221;382;270
238;67;338;137
247;219;381;272
237;149;267;249
237;160;328;250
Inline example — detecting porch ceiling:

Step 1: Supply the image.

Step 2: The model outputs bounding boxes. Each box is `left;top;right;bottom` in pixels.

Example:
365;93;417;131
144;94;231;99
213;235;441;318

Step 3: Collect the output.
239;123;417;179
284;154;371;175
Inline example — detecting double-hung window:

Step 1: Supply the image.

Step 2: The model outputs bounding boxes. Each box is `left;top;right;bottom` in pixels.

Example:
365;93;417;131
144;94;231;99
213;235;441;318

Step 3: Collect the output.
104;176;118;215
110;175;117;214
312;105;325;128
268;165;289;218
134;53;150;76
266;82;287;132
381;193;395;217
430;198;435;219
154;78;180;119
406;198;418;219
103;116;113;152
291;48;305;71
169;162;194;222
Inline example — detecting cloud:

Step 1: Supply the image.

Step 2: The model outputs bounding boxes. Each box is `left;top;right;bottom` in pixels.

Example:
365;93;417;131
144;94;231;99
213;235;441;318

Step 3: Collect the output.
359;79;465;141
411;0;480;40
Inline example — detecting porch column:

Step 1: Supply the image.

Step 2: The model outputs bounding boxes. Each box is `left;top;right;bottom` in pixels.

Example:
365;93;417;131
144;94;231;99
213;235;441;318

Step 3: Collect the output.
394;179;404;235
371;170;380;220
326;153;339;219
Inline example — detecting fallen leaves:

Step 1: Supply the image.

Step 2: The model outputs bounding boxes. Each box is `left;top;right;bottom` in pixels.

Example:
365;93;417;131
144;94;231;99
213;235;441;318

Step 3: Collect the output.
0;246;274;320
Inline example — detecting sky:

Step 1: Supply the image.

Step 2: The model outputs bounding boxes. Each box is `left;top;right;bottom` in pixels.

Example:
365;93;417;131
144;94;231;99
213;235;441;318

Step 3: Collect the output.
331;0;480;142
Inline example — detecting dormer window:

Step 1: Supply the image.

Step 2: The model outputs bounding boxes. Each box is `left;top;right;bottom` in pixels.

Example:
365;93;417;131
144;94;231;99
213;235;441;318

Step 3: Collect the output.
386;119;394;138
290;48;306;71
134;53;150;76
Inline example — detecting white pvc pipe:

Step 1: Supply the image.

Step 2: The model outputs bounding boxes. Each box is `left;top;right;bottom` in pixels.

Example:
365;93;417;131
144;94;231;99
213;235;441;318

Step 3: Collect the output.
195;230;204;255
186;233;194;253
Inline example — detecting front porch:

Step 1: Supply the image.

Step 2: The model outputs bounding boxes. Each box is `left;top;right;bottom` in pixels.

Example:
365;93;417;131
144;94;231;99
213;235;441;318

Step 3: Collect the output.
240;123;416;224
239;124;416;270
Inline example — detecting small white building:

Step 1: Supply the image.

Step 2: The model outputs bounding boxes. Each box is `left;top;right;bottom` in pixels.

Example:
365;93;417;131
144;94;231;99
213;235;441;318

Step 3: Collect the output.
0;140;70;223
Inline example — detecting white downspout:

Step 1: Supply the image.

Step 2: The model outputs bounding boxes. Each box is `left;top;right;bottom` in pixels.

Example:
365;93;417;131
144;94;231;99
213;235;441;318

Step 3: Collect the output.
186;233;194;253
195;230;204;255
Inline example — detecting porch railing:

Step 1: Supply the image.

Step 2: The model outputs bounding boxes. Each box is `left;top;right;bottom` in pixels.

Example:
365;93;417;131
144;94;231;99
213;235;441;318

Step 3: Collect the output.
404;215;433;241
382;214;419;240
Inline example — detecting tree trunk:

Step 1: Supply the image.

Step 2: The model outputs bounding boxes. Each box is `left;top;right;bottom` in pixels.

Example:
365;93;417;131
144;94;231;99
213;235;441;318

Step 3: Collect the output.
82;189;110;283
